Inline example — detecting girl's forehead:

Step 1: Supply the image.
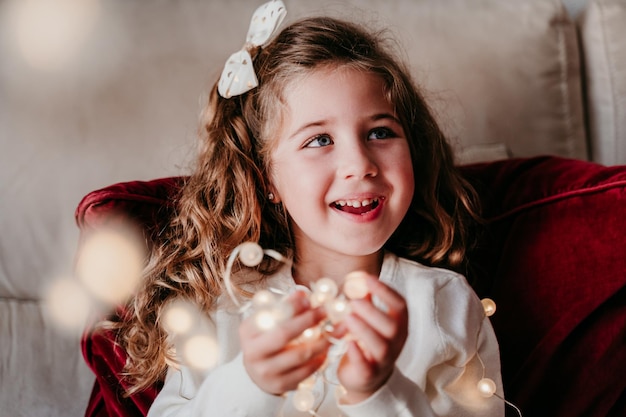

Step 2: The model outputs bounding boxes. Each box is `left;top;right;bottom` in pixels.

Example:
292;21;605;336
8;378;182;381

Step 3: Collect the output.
280;66;387;107
261;66;394;147
284;67;391;112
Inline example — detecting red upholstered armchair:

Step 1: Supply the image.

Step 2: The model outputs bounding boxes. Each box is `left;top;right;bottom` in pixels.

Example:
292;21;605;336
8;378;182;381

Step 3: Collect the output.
76;156;626;417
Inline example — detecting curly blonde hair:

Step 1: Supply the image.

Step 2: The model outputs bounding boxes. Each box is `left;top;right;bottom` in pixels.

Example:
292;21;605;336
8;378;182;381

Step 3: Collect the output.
100;15;481;395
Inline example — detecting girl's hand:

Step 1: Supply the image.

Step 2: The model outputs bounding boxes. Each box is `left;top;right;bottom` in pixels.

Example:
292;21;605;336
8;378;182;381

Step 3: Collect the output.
336;275;409;404
239;290;330;395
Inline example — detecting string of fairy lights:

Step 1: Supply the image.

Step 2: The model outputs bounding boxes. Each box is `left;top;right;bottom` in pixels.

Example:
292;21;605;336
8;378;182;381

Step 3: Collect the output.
45;227;520;415
163;241;522;415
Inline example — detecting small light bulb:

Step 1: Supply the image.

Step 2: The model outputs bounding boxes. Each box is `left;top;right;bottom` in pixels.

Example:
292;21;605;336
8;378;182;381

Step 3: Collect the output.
477;377;497;398
238;242;264;267
75;228;145;305
326;297;351;324
252;289;276;308
481;298;497;317
254;309;280;331
343;271;369;299
183;334;219;370
293;387;315;411
314;277;338;298
300;326;321;341
44;276;92;333
162;301;195;334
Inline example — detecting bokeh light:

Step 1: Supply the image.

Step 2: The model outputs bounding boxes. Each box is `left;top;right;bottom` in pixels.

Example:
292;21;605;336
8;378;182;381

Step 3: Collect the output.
325;297;351;324
293;387;315;412
74;227;145;306
162;300;196;335
43;276;92;333
3;0;101;71
183;334;219;371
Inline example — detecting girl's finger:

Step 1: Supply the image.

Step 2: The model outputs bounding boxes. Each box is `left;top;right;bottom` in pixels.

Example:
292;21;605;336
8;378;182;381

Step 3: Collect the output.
242;305;326;358
364;277;407;320
247;338;330;393
343;313;388;362
349;299;398;340
240;290;312;336
263;337;330;375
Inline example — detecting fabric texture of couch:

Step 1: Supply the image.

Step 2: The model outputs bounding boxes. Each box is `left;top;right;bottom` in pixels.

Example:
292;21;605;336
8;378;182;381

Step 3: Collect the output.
2;0;626;416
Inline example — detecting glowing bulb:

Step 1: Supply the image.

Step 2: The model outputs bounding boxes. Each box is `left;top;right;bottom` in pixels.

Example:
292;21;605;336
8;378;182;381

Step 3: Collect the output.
5;0;101;71
44;276;92;333
252;289;276;308
162;301;195;334
343;271;369;299
293;387;315;411
183;334;219;370
477;378;497;398
481;298;497;317
254;309;279;331
314;278;338;298
300;326;321;341
325;297;351;324
238;242;264;266
75;228;145;305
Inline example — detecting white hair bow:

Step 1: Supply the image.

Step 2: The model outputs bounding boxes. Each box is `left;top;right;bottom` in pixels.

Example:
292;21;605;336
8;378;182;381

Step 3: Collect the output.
217;0;287;98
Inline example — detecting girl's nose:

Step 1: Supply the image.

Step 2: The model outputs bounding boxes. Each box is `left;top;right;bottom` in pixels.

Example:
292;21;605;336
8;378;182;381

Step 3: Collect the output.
337;141;378;179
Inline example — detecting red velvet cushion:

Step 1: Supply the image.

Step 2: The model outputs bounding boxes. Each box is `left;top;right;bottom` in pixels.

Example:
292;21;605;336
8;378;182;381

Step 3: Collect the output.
76;156;626;417
81;328;162;417
461;157;626;417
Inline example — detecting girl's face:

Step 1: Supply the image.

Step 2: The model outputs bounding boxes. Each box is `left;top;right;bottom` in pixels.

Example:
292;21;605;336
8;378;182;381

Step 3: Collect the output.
269;66;415;264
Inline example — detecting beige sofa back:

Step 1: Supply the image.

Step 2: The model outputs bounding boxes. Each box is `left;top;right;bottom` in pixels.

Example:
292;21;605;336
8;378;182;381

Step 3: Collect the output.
580;0;626;165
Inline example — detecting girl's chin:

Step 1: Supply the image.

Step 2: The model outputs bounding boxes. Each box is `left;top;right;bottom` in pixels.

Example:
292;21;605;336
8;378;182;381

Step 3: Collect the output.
330;241;386;258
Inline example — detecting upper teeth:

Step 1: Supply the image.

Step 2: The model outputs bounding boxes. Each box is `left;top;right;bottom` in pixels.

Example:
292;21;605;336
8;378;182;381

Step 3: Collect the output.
335;198;378;208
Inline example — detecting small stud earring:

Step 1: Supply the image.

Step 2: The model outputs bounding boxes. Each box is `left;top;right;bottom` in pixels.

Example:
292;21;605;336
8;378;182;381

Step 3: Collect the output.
268;192;275;201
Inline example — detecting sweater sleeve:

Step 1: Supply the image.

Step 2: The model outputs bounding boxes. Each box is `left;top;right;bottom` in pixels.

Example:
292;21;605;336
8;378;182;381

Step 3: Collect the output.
422;277;505;416
338;367;436;417
340;270;505;417
146;353;284;417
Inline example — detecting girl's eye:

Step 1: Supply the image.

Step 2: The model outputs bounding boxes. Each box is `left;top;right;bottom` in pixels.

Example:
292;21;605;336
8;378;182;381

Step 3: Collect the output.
305;134;333;148
368;127;395;140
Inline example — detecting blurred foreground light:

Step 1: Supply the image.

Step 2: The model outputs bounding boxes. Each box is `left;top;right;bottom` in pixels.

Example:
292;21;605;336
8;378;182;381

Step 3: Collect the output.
293;387;315;412
162;299;196;335
75;227;145;306
44;277;92;333
325;297;351;324
4;0;101;71
183;334;219;371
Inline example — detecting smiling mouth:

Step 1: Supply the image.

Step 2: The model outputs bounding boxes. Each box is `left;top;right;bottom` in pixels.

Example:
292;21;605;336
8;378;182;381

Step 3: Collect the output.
332;197;381;215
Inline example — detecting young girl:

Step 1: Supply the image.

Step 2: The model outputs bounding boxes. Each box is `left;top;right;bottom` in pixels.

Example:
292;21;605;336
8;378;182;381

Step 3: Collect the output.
104;1;504;415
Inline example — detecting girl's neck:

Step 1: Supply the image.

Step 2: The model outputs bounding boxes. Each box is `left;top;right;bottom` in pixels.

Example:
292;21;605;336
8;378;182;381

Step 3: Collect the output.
291;249;384;288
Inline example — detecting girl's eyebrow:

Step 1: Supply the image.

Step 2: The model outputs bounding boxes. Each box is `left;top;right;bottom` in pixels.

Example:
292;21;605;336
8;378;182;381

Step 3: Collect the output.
287;120;327;141
371;113;402;124
287;113;401;141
